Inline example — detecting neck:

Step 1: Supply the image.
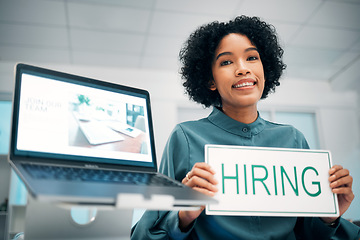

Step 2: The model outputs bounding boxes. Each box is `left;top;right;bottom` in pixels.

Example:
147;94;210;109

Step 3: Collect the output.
221;105;258;124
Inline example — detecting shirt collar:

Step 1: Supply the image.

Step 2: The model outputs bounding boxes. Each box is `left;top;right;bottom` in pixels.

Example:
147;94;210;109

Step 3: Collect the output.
207;107;266;138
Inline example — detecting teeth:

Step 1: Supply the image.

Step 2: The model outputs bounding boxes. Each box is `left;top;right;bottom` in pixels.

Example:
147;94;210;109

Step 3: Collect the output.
233;82;254;88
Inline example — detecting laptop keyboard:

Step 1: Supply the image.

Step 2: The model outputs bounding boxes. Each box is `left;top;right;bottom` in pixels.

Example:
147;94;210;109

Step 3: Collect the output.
22;164;183;187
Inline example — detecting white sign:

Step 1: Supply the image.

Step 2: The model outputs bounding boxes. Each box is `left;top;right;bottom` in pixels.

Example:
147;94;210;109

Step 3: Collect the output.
205;145;339;217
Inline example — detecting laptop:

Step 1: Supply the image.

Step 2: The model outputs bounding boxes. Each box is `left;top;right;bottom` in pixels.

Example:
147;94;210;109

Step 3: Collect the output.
8;63;216;209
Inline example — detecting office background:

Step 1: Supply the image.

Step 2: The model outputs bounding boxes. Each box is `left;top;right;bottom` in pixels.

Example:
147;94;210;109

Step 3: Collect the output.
0;0;359;230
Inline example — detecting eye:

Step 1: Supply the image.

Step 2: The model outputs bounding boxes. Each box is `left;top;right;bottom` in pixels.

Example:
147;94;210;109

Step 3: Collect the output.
220;60;232;66
247;56;259;61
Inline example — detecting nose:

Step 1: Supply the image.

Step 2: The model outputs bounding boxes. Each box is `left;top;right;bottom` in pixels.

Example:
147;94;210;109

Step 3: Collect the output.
235;61;250;76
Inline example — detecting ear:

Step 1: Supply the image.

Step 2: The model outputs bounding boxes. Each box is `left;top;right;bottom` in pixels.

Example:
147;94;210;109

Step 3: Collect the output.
209;81;216;91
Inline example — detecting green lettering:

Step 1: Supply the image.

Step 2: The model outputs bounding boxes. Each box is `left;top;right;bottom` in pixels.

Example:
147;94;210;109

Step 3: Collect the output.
281;166;299;196
252;165;270;195
244;164;247;195
302;166;321;197
222;163;239;194
273;165;278;196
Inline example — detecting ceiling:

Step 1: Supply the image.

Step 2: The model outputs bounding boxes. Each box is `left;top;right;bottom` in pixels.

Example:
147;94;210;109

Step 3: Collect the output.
1;0;360;92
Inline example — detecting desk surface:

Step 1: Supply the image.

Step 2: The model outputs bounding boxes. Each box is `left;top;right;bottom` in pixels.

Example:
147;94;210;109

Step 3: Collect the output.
68;112;146;154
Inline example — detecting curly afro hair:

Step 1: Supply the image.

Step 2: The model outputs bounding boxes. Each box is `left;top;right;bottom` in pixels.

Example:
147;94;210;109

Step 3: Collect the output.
179;15;286;108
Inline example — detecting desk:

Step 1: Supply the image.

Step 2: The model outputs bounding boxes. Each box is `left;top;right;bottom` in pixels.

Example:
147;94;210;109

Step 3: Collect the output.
68;112;146;154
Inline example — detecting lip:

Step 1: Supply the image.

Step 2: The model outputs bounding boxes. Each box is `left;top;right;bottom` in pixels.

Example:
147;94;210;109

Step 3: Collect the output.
232;78;257;88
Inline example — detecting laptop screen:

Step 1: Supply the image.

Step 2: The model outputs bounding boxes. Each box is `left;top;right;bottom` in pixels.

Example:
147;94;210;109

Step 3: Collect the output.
11;64;156;169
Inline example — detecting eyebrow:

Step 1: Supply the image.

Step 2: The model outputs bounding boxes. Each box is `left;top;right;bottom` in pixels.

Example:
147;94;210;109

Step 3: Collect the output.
215;47;259;60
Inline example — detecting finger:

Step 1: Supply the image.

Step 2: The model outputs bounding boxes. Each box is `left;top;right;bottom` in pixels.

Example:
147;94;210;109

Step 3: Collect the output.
329;165;343;175
187;162;217;185
330;175;353;189
182;173;193;184
187;176;218;193
329;168;350;183
190;167;218;185
188;176;218;192
332;186;355;199
192;162;216;175
332;186;353;194
193;186;217;196
182;177;188;184
182;171;194;184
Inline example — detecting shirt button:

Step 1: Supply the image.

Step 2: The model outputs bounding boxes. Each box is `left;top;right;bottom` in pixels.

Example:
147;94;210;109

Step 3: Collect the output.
242;127;248;132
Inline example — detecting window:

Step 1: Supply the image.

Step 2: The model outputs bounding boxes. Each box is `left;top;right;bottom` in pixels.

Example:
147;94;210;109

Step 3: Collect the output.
0;99;28;206
275;112;320;149
259;109;320;149
0;101;12;154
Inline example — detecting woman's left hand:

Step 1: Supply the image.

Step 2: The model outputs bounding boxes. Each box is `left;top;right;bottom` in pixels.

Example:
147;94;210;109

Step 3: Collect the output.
320;165;355;224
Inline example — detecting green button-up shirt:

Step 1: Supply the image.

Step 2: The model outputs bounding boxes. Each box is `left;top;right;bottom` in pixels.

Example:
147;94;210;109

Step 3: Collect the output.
131;107;359;239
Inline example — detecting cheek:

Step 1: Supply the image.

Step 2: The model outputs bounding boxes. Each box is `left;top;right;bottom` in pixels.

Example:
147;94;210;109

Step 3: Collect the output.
213;68;233;82
256;69;265;87
259;78;265;91
255;64;265;78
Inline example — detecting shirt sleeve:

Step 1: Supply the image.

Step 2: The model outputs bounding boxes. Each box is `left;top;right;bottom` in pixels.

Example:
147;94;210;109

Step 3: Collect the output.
295;217;360;239
294;217;338;239
333;218;360;239
294;127;310;150
158;124;191;180
131;210;194;240
131;125;194;240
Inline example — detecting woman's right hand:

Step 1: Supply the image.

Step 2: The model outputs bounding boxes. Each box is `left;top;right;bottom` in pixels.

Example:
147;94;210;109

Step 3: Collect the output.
178;162;218;231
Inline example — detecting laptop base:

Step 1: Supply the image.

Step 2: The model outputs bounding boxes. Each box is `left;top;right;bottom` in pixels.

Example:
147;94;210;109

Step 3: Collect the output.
20;193;201;240
23;196;133;240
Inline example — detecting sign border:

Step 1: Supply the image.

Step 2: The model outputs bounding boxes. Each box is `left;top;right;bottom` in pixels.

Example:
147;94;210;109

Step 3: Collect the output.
205;145;339;217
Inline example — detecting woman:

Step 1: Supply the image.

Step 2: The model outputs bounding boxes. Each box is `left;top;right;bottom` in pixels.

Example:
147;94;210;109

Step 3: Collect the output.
131;15;357;239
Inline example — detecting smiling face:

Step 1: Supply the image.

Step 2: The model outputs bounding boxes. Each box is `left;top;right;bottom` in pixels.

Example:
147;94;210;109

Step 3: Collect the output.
211;33;265;122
